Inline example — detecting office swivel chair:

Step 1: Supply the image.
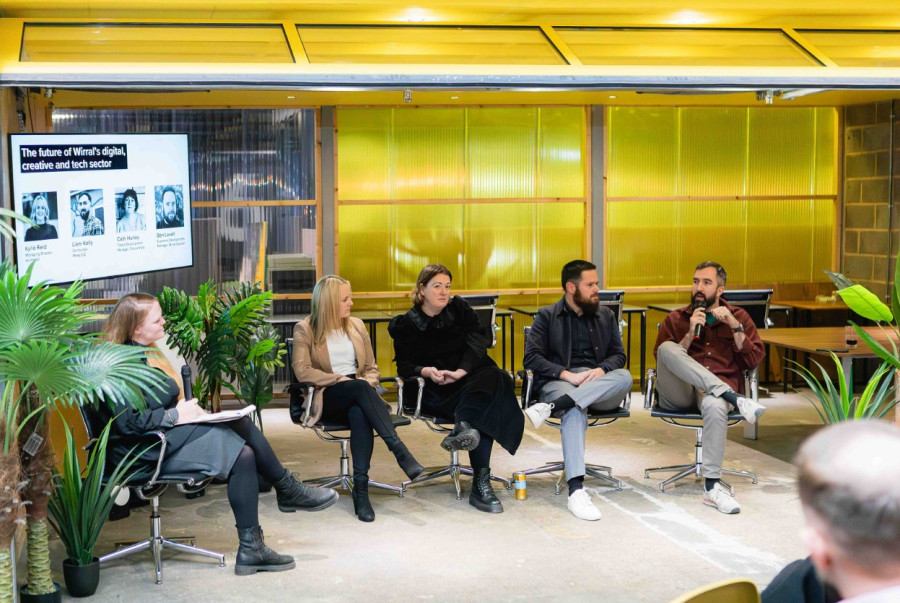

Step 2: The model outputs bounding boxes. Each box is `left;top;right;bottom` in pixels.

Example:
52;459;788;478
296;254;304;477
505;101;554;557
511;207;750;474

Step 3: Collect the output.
286;338;409;495
516;325;631;493
78;406;225;585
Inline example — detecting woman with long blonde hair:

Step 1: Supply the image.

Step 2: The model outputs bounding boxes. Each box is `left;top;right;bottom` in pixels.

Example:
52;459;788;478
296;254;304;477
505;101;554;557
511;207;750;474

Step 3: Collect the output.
101;293;338;575
292;275;424;522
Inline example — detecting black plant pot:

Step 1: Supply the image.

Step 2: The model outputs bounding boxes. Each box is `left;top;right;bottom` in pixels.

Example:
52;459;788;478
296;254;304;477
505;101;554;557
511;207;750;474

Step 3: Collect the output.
19;582;61;603
63;558;100;598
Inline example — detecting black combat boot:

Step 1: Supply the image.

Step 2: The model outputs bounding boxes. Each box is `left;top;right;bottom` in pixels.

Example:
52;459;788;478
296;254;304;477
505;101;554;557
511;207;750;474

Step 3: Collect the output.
272;469;339;512
440;421;481;452
234;526;296;576
469;467;503;513
351;474;375;522
384;439;425;480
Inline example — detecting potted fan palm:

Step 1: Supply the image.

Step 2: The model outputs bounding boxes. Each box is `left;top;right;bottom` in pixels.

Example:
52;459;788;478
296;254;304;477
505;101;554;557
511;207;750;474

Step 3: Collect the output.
47;416;149;598
0;261;165;602
157;280;285;418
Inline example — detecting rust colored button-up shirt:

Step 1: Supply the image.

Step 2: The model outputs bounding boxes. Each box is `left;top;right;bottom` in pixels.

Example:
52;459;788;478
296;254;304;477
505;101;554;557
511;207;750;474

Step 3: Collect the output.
653;301;765;394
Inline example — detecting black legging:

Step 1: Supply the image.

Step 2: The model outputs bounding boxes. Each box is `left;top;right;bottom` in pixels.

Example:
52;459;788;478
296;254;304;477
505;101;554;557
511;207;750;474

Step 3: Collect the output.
321;379;400;477
224;416;284;530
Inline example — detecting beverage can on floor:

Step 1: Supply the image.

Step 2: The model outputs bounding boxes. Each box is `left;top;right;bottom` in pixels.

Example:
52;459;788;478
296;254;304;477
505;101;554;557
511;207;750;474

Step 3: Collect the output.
514;472;527;500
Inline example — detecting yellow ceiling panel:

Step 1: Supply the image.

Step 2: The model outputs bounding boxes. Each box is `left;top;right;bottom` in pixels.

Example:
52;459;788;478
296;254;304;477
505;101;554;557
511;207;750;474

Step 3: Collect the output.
297;25;564;65
21;23;294;63
799;30;900;67
557;28;819;67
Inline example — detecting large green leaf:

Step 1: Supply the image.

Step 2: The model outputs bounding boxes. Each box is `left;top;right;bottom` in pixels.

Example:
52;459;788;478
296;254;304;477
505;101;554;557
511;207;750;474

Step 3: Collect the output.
836;284;894;322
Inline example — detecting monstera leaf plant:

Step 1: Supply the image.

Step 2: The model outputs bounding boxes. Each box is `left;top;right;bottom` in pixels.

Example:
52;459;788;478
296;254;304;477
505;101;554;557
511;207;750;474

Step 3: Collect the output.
157;280;285;423
0;261;165;601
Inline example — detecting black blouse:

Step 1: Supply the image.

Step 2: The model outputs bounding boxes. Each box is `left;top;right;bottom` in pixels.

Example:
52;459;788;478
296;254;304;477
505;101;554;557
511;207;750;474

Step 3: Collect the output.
388;296;494;379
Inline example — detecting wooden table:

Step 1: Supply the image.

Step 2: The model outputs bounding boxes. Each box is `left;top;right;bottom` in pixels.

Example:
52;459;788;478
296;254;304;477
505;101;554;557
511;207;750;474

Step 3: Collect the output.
508;304;647;389
758;326;893;391
777;300;850;327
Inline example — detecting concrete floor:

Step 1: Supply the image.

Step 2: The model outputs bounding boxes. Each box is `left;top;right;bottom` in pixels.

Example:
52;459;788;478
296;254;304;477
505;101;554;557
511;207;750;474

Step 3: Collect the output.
32;387;843;602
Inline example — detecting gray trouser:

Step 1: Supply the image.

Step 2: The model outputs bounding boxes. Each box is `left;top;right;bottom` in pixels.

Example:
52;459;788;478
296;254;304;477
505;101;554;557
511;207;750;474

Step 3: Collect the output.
538;368;633;480
654;341;733;478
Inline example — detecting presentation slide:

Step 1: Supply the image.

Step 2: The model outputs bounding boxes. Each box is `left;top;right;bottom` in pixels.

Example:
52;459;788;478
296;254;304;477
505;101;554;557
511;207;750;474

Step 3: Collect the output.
9;133;193;285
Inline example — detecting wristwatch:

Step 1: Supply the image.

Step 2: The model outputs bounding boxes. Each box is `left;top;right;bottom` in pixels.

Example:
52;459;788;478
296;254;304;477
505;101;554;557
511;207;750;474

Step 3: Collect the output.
731;325;744;333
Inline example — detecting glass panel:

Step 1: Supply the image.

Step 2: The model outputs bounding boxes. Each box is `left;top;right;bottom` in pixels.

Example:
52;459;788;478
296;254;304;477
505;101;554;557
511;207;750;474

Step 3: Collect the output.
51;108;317;297
22;23;293;63
467;108;538;198
746;200;817;282
337;204;392;293
537;203;585;288
392;204;465;289
556;27;818;67
297;25;563;65
465;203;536;290
394;109;466;200
815;107;839;196
607;107;678;197
680;108;747;196
799;30;900;68
748;108;816;196
336;109;393;201
607;201;679;287
539;107;586;198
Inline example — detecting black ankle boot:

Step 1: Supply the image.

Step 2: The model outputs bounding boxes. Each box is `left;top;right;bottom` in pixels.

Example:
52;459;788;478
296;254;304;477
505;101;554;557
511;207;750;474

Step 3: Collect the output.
235;525;296;576
440;421;481;452
392;444;425;480
352;475;375;522
272;469;339;512
469;467;503;513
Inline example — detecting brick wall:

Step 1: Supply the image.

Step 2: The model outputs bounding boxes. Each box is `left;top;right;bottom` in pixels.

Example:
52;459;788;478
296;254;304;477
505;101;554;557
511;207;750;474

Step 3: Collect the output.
843;100;899;301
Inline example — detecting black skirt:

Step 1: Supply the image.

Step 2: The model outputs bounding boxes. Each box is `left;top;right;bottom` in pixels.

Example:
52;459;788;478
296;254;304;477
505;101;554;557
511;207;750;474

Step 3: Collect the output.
417;365;523;455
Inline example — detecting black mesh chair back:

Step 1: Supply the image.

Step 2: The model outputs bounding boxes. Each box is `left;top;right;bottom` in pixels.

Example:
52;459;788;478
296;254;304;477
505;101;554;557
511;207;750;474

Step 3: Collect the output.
458;294;499;348
596;290;625;325
720;289;773;329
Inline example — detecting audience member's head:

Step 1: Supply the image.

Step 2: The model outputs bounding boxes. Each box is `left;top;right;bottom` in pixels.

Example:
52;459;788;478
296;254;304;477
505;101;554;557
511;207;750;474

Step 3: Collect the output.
412;264;452;307
309;275;351;343
796;420;900;600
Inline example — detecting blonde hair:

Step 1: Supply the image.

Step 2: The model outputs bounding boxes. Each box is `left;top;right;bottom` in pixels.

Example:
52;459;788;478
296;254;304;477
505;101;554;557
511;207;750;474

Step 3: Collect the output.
103;293;183;398
29;194;49;223
309;275;351;345
411;264;452;306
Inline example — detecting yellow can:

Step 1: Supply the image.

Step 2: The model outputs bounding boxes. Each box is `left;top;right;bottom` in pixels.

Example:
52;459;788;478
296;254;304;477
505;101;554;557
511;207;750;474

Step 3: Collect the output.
514;472;527;500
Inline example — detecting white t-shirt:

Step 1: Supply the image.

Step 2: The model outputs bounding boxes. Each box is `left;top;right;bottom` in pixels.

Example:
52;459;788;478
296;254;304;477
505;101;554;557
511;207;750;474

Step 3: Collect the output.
326;329;358;376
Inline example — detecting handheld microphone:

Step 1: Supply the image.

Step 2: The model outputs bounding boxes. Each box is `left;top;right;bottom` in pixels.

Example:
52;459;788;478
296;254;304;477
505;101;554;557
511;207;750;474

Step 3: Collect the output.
181;365;193;400
692;300;705;340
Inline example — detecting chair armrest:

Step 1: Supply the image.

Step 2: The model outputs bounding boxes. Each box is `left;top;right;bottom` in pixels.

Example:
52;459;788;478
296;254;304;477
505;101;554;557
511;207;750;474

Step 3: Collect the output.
145;430;168;487
643;369;656;410
744;367;759;402
294;382;318;426
394;377;425;419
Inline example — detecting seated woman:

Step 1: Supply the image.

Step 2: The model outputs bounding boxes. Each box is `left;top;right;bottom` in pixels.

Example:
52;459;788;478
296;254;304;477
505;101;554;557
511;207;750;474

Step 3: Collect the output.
388;264;524;513
292;275;424;522
101;293;338;576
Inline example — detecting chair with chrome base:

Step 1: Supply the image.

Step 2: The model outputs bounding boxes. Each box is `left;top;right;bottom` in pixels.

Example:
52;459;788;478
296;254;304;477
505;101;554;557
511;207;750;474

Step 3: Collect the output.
515;326;631;493
397;376;512;498
286;338;409;496
643;367;759;493
78;405;225;585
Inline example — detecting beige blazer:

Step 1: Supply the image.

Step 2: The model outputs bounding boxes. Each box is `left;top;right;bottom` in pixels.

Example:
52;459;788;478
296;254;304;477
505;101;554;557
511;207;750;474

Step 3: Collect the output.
291;316;380;427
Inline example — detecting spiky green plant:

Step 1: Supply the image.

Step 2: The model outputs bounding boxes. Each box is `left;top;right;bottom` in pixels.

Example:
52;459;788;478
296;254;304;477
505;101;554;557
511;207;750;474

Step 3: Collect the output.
0;260;166;600
158;280;285;415
47;416;149;566
789;354;897;424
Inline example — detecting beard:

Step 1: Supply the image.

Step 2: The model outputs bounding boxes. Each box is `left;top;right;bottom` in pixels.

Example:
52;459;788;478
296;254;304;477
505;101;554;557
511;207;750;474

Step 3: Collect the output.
693;292;717;309
574;288;600;314
79;209;89;220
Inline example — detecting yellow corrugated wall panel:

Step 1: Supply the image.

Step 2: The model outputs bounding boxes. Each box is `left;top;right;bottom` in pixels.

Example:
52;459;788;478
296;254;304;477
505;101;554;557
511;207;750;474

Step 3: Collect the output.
815;107;838;195
677;201;747;283
607;107;678;197
680;108;747;196
391;204;466;288
607;201;679;287
338;204;392;292
337;108;392;201
539;107;586;198
465;203;536;290
393;109;466;199
467;108;538;198
537;203;586;288
747;108;817;196
746;200;817;282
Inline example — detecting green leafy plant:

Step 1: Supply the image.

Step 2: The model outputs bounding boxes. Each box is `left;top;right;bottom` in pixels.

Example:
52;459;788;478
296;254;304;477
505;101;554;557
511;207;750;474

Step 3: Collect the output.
47;416;149;566
157;280;285;416
789;354;897;424
0;259;165;600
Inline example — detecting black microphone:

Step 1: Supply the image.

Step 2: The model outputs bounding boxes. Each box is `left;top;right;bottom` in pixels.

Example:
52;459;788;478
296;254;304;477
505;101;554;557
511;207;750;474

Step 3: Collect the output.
181;365;193;400
692;300;705;340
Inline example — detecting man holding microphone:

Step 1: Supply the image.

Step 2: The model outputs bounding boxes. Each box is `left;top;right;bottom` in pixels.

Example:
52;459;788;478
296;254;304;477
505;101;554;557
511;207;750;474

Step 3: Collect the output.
653;261;767;514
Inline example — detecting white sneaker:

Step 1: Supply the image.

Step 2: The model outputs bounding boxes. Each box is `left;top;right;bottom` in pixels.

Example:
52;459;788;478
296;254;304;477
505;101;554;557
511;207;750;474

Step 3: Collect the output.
524;402;552;429
567;489;602;521
736;396;766;425
703;483;741;514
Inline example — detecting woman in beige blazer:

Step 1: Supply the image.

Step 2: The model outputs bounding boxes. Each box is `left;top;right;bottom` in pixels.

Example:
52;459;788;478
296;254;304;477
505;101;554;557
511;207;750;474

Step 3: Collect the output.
292;275;424;522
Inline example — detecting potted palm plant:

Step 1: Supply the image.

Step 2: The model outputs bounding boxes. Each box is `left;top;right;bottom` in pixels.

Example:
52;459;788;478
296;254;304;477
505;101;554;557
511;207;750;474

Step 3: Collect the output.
0;261;165;602
47;416;149;598
157;280;285;417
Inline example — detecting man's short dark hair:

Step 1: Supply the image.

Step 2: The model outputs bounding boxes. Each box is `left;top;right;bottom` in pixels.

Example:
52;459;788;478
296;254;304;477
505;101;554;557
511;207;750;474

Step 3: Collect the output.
77;191;91;203
561;260;597;290
695;261;727;287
